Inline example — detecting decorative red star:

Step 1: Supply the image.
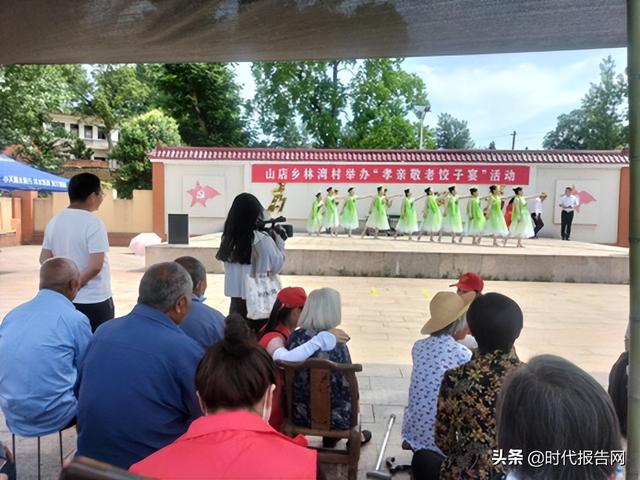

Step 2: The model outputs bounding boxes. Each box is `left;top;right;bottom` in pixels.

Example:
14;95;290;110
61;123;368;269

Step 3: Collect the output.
187;181;220;207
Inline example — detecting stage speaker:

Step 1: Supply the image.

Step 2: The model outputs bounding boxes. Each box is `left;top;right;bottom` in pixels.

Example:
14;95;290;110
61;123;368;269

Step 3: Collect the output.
168;214;189;244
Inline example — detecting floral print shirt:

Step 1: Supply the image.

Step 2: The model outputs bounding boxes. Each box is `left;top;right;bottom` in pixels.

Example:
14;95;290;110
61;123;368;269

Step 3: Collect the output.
402;335;472;453
286;328;353;430
436;349;521;480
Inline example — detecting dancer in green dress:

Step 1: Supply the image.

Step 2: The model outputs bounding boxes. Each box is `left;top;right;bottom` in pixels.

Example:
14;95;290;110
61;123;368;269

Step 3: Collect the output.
483;185;509;246
339;187;371;237
506;187;539;248
440;186;464;243
306;192;324;236
465;187;486;245
322;187;339;237
417;187;443;242
394;189;420;240
361;186;400;239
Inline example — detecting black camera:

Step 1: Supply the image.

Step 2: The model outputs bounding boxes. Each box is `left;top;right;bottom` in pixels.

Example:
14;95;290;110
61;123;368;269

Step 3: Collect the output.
257;216;293;240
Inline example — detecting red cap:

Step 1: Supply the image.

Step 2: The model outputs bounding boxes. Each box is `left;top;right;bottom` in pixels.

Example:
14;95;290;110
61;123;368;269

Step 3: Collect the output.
277;287;307;309
450;272;484;293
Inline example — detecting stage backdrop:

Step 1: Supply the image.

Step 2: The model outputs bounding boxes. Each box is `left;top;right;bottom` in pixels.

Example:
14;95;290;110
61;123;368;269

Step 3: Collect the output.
181;175;226;218
553;180;600;226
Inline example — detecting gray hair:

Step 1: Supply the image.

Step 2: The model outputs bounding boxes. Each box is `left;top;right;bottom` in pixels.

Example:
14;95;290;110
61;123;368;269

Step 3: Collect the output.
138;262;193;311
431;316;467;337
298;288;341;331
174;256;206;291
40;257;80;293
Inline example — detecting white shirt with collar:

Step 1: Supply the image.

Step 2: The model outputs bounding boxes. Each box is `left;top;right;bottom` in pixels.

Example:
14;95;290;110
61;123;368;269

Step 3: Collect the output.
559;194;578;211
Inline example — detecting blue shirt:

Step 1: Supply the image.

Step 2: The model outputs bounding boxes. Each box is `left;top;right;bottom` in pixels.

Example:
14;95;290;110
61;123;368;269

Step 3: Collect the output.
179;295;225;350
0;289;92;436
402;334;471;452
76;304;204;468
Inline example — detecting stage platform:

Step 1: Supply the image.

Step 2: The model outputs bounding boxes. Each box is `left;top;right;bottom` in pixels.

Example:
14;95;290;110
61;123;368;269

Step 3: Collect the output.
145;234;629;284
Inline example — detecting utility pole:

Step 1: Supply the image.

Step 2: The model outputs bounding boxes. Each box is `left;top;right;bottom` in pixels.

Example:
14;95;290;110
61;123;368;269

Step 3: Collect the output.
510;131;517;150
416;105;431;149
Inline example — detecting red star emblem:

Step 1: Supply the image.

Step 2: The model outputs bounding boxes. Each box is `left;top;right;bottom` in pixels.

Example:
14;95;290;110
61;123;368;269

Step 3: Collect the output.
187;181;220;207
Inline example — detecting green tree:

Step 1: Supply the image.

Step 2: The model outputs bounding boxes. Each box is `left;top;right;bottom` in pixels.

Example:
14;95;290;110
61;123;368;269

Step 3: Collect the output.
0;64;86;171
436;113;475;149
345;59;430;149
488;140;496;150
155;63;248;146
78;65;152;150
111;109;182;198
543;56;627;150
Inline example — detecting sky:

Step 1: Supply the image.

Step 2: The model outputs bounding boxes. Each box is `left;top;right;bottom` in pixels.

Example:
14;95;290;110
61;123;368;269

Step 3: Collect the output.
234;48;627;150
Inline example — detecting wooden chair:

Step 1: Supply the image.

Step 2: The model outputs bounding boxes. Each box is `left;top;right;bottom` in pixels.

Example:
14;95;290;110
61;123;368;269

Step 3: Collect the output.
277;359;363;480
58;456;149;480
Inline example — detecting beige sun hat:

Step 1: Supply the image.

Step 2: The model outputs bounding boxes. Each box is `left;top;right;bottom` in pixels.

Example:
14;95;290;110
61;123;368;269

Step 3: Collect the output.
421;291;476;335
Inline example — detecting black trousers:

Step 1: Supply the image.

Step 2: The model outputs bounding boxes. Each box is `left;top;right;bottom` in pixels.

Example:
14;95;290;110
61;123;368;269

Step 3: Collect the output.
561;210;574;240
411;449;444;480
74;297;115;333
531;213;544;236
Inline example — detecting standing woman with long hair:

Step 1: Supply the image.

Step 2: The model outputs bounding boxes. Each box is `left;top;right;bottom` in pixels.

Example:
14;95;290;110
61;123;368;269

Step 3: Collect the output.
216;193;285;329
483;185;509;247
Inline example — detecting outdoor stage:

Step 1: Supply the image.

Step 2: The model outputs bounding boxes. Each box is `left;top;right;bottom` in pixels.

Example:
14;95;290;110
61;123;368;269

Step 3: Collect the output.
145;233;629;284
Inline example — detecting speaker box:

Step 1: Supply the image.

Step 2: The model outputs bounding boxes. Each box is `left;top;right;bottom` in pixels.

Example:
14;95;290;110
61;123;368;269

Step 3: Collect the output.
168;214;189;245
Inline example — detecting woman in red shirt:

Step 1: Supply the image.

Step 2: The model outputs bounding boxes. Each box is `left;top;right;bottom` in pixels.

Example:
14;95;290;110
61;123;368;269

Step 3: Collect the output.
130;314;317;480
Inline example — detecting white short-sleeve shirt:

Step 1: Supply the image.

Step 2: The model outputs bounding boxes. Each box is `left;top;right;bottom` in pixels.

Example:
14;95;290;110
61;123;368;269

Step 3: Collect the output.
43;208;112;304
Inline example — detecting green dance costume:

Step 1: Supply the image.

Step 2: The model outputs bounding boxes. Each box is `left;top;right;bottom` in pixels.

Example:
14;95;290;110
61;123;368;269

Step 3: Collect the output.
420;194;442;233
366;195;390;230
509;196;535;238
340;195;360;230
484;194;509;237
466;196;486;235
322;195;339;229
396;197;419;233
441;194;463;234
306;199;324;233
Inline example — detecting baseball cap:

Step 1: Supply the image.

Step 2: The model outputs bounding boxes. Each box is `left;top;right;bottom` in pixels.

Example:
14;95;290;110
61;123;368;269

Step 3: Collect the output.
277;287;307;309
450;272;484;293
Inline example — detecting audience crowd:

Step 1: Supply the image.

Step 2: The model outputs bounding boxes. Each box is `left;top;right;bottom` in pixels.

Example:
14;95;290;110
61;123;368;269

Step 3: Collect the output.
0;181;629;480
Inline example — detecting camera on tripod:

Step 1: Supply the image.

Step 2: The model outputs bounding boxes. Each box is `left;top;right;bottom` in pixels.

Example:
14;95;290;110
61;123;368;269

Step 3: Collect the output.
256;215;293;240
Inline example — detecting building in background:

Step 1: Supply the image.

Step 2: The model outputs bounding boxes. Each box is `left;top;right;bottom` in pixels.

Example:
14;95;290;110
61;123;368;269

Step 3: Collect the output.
49;113;119;164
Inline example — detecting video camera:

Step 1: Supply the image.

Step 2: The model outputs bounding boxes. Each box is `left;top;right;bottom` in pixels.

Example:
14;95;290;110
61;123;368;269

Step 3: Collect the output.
257;215;293;241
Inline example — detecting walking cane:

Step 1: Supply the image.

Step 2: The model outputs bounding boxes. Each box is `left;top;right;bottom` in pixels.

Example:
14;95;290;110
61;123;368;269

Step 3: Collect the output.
366;414;396;479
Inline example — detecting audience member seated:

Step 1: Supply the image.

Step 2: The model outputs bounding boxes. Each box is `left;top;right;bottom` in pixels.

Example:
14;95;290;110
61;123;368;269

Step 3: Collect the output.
434;292;523;480
76;262;204;469
497;354;622;480
0;440;16;480
130;314;317;479
403;292;474;471
608;322;629;438
287;288;371;446
450;272;484;350
258;287;348;429
174;256;225;349
0;258;91;437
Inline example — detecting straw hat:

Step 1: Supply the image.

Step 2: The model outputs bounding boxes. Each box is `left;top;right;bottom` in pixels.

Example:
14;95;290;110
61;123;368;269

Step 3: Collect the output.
421;291;476;335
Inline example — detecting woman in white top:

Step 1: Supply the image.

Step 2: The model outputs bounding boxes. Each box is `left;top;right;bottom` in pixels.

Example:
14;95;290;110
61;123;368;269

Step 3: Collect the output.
216;193;285;332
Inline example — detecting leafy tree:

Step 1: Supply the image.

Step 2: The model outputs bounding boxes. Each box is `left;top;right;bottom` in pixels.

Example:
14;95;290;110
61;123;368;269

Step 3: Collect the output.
543;56;627;150
155;63;248;146
78;65;152;150
250;61;348;147
111;109;181;198
488;140;496;150
436;113;475;149
345;59;431;149
0;64;86;171
66;138;94;159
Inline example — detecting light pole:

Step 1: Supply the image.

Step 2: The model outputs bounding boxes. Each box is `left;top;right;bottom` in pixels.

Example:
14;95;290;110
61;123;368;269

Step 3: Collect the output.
415;105;431;149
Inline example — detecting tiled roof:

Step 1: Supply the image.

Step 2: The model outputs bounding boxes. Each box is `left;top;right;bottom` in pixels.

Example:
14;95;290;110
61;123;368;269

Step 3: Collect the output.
149;146;629;165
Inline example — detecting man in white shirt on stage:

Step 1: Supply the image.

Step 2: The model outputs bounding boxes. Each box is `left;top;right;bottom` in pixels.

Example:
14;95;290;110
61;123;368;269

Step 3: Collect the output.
558;187;579;241
530;193;547;239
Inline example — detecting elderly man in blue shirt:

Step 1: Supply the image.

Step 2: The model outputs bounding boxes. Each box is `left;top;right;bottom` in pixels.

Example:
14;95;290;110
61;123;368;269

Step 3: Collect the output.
76;262;204;469
0;257;92;437
174;256;225;349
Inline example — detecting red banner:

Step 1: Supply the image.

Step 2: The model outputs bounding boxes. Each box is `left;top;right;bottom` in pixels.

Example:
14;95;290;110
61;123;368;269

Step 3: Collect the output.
252;164;529;185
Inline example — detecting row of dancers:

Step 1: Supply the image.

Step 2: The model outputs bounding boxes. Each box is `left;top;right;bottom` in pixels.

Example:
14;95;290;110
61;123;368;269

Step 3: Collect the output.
306;185;541;247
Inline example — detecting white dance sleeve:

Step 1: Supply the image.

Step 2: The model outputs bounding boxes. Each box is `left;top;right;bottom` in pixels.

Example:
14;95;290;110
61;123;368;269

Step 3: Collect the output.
272;331;337;362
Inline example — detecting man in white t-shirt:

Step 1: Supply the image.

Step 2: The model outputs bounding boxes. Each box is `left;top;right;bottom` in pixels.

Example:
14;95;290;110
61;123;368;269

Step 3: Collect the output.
558;187;579;241
40;173;113;331
530;192;547;238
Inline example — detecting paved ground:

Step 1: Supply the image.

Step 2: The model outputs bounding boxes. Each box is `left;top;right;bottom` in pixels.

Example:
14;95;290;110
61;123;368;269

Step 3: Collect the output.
0;245;629;479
